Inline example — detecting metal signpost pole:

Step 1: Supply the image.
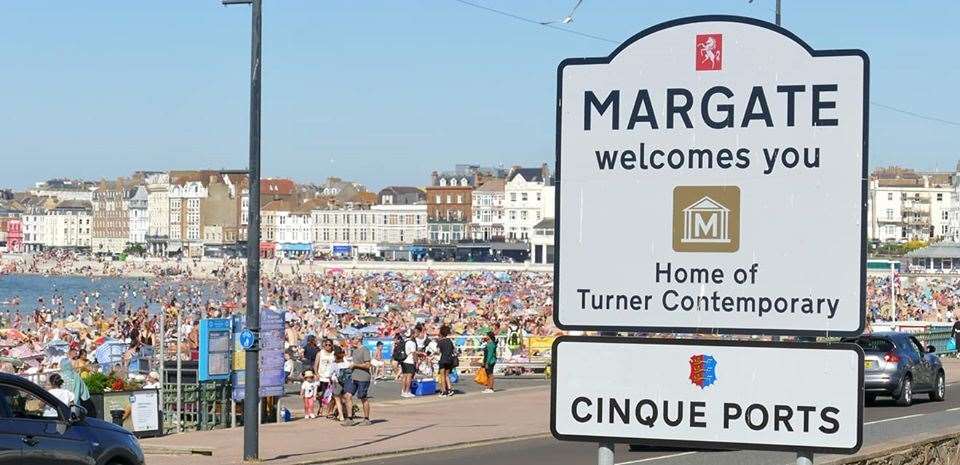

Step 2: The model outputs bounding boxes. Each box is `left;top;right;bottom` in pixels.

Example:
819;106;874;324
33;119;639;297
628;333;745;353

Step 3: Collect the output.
598;442;614;465
223;0;262;459
176;308;182;433
598;331;617;464
890;261;897;326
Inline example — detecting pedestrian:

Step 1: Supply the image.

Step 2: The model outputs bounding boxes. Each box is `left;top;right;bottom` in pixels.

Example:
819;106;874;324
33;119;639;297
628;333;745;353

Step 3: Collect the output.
371;341;385;381
399;330;418;398
324;346;348;422
44;373;75;418
300;370;319;419
302;335;319;369
342;335;372;426
952;310;960;358
437;324;457;397
482;331;497;393
283;352;295;384
313;338;336;417
61;348;96;417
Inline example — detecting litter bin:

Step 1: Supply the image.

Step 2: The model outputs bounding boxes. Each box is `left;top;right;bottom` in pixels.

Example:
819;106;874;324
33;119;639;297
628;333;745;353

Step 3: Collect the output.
109;409;125;426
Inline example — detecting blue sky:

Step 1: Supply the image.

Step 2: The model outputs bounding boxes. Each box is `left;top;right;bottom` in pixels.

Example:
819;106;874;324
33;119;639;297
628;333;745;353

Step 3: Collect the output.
2;0;958;190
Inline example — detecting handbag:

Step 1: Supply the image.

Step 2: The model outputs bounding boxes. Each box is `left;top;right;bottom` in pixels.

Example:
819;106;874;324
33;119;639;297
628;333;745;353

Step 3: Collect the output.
947;338;957;352
474;367;489;386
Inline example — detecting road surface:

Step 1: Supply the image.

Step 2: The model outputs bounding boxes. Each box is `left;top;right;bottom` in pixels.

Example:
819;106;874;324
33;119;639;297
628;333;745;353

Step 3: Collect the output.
349;384;960;465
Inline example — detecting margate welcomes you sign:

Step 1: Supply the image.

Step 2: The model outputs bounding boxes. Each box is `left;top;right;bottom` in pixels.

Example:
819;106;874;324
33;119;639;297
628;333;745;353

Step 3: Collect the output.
551;337;864;453
554;15;868;336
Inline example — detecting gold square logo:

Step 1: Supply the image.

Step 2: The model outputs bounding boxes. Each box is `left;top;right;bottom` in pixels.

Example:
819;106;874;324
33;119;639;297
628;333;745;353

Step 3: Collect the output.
673;186;740;253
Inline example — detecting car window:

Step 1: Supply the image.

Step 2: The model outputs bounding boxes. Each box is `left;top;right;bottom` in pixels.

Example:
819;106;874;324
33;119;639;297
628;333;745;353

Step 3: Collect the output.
0;386;59;420
910;337;928;355
899;337;921;358
847;337;894;352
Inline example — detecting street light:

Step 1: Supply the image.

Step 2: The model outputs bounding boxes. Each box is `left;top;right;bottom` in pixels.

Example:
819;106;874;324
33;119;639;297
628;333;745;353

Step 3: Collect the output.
222;0;262;461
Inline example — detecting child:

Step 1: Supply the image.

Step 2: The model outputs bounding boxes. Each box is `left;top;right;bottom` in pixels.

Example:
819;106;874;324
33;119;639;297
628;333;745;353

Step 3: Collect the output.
283;352;295;384
300;370;319;419
371;341;385;381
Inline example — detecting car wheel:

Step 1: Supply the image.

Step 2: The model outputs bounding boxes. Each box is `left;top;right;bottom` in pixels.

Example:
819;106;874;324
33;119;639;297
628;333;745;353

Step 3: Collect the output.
865;393;877;405
896;376;913;406
930;372;946;402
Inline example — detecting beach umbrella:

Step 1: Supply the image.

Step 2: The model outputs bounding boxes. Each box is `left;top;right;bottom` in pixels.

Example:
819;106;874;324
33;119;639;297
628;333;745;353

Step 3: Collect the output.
65;321;88;331
328;304;352;315
340;326;361;337
0;329;25;341
359;325;382;335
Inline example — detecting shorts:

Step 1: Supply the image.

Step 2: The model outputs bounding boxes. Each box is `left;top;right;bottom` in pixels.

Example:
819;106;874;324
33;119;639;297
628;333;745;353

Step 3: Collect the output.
315;381;329;397
400;363;416;374
438;362;455;371
371;359;384;368
345;380;370;399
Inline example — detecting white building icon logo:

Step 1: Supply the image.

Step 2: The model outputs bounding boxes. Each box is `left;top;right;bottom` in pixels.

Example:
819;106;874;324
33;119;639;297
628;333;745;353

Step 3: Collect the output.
681;196;731;244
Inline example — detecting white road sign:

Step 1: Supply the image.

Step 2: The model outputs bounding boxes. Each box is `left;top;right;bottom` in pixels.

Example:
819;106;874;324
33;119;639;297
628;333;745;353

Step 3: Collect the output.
551;337;864;453
554;16;868;336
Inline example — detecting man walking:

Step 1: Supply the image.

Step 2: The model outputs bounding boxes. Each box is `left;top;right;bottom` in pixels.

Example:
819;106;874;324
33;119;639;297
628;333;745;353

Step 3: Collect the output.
400;330;418;398
343;335;373;426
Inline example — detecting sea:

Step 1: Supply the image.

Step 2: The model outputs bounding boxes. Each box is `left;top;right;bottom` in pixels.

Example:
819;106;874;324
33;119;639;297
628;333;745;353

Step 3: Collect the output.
0;273;224;315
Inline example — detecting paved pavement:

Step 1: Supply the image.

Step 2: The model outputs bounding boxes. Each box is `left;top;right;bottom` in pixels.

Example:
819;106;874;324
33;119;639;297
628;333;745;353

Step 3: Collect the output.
144;379;550;465
143;358;960;465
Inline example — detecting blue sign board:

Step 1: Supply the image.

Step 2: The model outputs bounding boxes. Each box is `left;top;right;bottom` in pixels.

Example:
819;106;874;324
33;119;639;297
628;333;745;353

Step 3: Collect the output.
238;329;257;350
232;309;286;401
199;318;232;382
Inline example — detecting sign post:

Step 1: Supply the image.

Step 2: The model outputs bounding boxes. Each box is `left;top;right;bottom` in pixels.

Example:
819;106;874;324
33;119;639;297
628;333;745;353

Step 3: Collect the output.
550;15;868;463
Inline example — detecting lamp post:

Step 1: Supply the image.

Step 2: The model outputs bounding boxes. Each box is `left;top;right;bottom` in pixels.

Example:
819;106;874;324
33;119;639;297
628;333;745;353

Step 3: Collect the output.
222;0;262;461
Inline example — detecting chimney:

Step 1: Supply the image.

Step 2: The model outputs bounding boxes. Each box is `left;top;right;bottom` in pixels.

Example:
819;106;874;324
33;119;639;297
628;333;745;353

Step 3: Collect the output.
541;163;550;181
431;171;440;186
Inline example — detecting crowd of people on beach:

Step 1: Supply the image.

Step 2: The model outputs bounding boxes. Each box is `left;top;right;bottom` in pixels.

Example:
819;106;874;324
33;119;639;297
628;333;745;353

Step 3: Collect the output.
0;253;556;401
867;275;960;323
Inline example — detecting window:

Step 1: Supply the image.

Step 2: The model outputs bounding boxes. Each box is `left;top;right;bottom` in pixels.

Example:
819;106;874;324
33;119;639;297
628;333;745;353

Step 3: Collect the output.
522;193;528;202
937;193;944;201
944;212;950;221
0;385;59;419
446;195;452;204
510;193;517;202
456;195;462;204
537;192;542;202
439;178;447;187
886;209;894;220
521;211;527;220
510;211;516;220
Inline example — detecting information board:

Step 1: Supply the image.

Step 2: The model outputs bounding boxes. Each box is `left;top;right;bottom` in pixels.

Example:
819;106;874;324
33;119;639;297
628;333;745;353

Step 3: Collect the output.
232;308;286;401
199;318;232;382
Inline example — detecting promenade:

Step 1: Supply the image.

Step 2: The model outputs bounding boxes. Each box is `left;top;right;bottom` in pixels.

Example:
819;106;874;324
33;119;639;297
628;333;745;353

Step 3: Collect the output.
143;359;960;465
144;384;550;465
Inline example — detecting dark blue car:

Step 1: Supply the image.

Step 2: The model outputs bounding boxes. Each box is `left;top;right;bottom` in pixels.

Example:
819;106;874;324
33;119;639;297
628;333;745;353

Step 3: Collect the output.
0;373;144;464
842;332;945;406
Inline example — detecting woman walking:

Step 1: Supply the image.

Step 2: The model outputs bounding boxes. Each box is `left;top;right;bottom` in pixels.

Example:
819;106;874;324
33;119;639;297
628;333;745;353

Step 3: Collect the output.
437;325;456;397
482;331;497;393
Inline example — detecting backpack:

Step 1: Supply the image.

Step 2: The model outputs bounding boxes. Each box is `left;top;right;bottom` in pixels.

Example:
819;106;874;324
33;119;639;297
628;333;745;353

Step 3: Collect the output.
392;338;407;362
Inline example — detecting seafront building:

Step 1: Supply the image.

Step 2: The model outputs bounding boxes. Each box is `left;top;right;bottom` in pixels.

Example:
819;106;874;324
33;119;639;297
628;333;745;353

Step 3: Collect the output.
3;161;556;261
